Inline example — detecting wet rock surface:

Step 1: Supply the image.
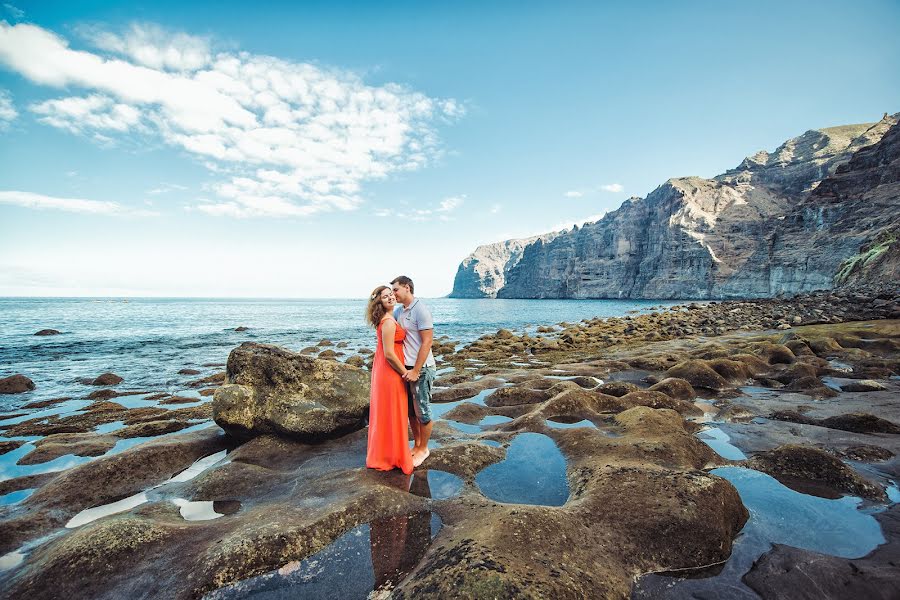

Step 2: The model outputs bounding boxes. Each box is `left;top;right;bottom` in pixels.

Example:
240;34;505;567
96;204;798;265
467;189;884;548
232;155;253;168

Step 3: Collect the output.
90;373;123;386
0;375;36;394
212;342;369;441
742;504;900;600
1;298;898;598
33;329;61;336
746;445;887;501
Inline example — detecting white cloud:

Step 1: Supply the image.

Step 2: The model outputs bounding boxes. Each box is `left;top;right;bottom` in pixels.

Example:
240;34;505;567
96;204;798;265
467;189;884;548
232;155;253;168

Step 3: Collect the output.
0;190;159;216
0;21;464;218
566;184;622;198
3;3;24;20
0;88;17;128
30;94;143;134
489;204;501;214
549;212;607;232
371;195;464;222
81;23;212;72
437;195;464;212
147;182;188;195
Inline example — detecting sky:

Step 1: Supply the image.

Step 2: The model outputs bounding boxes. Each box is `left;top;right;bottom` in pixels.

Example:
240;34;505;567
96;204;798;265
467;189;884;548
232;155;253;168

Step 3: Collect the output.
1;0;898;298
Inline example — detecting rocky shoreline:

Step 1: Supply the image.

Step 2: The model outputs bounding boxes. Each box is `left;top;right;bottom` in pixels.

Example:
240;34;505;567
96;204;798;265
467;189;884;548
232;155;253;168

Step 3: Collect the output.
1;287;898;599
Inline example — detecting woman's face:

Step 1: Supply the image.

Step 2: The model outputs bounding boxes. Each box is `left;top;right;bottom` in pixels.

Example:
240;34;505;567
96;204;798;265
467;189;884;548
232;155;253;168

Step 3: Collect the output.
379;289;396;310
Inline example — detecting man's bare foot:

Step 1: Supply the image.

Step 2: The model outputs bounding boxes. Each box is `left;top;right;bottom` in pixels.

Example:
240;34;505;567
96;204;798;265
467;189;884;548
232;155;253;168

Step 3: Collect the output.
413;448;430;468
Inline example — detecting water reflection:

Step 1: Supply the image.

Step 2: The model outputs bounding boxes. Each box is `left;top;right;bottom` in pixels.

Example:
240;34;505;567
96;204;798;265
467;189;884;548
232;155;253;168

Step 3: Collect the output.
476;432;569;506
409;469;463;501
205;512;442;599
370;511;432;590
633;465;888;598
545;416;596;429
698;427;747;460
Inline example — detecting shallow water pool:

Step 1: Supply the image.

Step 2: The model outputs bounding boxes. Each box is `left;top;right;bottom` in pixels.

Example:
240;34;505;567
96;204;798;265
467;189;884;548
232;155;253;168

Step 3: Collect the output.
475;432;568;506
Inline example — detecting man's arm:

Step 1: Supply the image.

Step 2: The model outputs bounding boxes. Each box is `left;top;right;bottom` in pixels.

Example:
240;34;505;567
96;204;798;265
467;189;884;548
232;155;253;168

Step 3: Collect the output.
405;328;433;381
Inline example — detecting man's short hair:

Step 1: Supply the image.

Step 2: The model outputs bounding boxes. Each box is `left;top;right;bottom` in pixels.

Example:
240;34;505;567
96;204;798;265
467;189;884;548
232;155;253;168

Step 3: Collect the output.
391;275;414;294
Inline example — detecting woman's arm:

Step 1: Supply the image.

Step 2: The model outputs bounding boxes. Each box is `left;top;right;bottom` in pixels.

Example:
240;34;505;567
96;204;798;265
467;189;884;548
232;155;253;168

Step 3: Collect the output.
380;318;408;376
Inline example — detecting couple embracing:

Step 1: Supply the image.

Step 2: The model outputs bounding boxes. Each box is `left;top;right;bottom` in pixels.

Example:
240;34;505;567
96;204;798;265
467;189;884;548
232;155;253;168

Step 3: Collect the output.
364;275;436;474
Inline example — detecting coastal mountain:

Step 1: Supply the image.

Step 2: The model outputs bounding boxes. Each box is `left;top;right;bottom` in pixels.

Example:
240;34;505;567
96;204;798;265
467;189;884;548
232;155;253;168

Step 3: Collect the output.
450;113;900;299
450;232;563;298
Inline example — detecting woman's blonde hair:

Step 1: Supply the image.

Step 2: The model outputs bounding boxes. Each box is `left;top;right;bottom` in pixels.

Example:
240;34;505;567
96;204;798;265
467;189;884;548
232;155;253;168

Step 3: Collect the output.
365;285;391;328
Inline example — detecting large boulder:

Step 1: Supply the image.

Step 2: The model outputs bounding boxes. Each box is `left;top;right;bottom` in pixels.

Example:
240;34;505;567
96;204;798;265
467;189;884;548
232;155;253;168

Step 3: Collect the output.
91;372;123;386
213;342;370;441
0;374;35;394
665;360;728;390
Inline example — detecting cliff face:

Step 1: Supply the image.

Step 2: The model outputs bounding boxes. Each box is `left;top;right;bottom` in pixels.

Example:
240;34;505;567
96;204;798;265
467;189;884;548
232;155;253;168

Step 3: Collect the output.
453;114;899;299
777;116;900;290
450;232;562;298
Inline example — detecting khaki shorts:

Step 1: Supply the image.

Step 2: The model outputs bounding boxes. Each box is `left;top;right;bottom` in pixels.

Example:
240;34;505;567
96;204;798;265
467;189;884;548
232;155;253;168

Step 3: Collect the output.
405;365;435;424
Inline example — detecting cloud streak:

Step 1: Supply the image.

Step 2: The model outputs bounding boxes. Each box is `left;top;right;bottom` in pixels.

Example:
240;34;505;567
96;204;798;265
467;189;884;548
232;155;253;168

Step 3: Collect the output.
564;183;624;198
373;195;464;222
0;21;463;218
550;212;607;232
2;3;24;20
0;88;16;128
0;190;159;216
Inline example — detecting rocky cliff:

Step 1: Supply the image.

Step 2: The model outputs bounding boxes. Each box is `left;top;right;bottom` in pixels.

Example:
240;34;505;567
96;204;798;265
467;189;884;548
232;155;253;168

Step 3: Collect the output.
451;113;900;299
449;232;562;298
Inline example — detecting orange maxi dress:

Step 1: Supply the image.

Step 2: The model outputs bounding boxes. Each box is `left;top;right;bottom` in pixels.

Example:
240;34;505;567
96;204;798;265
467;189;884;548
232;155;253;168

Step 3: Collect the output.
366;316;414;474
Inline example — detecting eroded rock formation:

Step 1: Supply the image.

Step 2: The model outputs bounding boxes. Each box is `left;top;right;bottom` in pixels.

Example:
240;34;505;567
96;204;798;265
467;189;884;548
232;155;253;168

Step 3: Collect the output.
212;342;370;441
451;113;900;299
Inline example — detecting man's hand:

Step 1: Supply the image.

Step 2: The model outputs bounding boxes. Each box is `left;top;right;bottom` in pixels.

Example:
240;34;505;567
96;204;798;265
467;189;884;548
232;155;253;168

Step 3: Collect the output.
403;368;421;382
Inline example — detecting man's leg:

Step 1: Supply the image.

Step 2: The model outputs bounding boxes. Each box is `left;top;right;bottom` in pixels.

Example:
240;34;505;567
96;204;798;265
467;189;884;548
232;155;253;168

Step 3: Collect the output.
410;417;421;451
419;421;433;451
407;377;423;456
412;367;435;467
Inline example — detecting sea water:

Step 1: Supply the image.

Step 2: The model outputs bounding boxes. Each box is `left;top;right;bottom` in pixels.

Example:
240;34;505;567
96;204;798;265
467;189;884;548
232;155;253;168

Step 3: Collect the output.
0;296;675;412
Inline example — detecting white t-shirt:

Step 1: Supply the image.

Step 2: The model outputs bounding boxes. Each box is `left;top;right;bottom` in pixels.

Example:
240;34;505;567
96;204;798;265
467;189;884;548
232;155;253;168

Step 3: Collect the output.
394;298;436;368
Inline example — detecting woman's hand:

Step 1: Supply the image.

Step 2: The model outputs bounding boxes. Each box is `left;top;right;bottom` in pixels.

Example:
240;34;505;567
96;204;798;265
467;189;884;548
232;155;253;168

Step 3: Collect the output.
380;317;407;375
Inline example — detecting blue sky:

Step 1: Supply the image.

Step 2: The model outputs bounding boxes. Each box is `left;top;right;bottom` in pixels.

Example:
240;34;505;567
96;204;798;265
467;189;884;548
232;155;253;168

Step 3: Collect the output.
1;0;898;297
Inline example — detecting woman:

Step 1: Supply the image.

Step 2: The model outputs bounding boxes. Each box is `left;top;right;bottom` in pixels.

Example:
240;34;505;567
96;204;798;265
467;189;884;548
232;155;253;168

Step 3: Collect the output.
365;285;414;475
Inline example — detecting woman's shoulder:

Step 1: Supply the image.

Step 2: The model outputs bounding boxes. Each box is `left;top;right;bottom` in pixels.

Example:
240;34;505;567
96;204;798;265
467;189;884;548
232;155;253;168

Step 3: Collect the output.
379;315;396;325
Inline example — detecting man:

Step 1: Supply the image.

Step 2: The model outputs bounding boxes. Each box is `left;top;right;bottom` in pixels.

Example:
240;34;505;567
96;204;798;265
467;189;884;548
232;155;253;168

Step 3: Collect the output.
391;275;436;468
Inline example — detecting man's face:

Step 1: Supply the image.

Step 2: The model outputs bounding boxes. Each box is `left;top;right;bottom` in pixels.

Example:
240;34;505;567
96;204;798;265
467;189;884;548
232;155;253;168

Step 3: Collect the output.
392;283;411;304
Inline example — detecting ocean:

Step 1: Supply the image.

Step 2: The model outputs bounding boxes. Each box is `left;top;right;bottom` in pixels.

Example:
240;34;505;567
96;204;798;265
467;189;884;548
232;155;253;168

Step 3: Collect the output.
0;296;675;412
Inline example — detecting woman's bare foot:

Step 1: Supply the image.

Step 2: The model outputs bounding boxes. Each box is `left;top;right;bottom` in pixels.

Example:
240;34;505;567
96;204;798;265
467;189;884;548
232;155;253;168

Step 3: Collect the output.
413;448;430;468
